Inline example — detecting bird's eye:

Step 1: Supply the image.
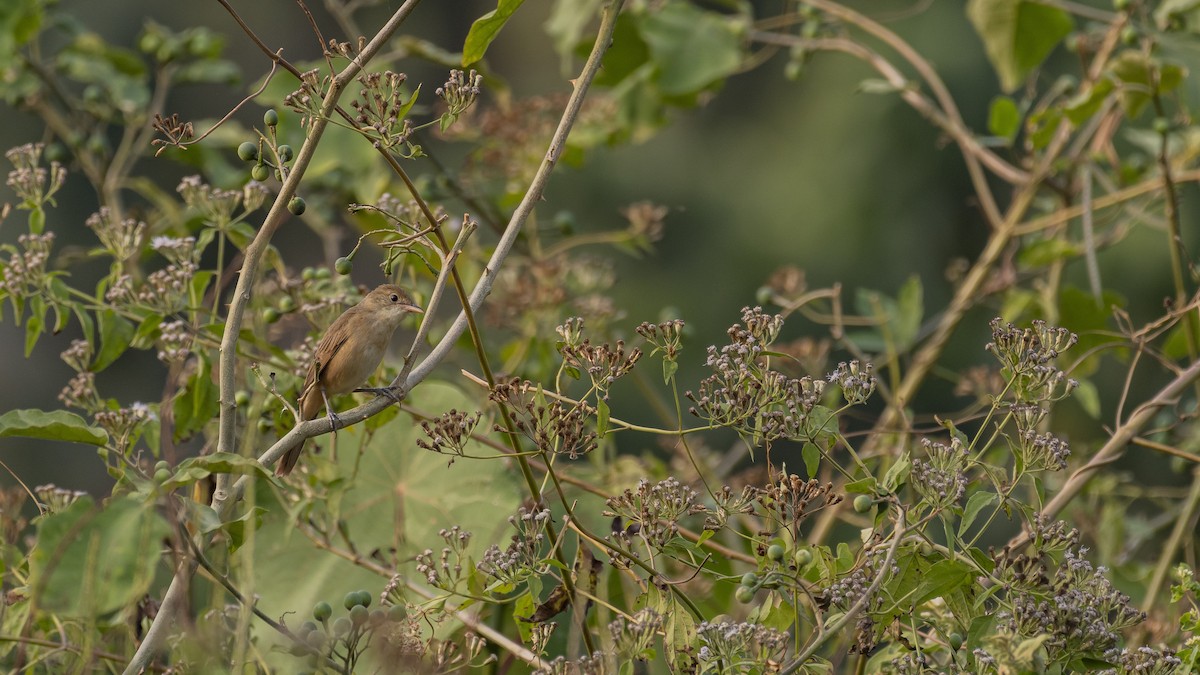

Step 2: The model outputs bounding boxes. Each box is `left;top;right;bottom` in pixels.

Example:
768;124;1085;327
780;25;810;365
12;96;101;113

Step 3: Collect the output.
390;294;399;302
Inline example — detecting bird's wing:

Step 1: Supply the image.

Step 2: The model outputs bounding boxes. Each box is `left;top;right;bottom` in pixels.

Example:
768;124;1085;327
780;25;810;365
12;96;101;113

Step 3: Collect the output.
298;325;353;420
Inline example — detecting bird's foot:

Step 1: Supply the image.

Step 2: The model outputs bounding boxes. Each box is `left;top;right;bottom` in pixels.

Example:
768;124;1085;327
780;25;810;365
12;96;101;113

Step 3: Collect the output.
325;410;343;433
355;385;405;406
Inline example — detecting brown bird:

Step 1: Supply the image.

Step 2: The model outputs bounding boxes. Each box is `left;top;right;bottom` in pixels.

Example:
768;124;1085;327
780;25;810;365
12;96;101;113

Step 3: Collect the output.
277;284;423;476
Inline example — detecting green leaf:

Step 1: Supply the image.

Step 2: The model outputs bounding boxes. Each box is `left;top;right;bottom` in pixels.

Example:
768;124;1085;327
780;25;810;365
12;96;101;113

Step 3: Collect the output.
988;95;1020;140
29;495;170;616
801;442;820;478
913;559;975;606
462;0;526;66
161;452;271;491
639;2;743;96
661;358;678;385
1065;78;1114;126
967;0;1073;92
23;296;43;356
895;275;923;350
0;409;108;446
882;451;910;492
1108;51;1154;117
1019;237;1078;267
93;309;134;371
1072;378;1100;418
596;398;610;438
173;355;220;441
959;491;998;536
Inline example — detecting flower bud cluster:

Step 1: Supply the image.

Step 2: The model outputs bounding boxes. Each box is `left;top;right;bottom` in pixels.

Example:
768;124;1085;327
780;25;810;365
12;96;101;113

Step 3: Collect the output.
436;69;483;123
352;70;415;149
820;545;898;610
85;207;145;260
93;403;152;453
609;609;661;662
283;69;329;129
559;337;642;397
757;474;841;540
827;360;876;404
1;233;55;298
177;175;247;227
704;484;758;530
695;620;788;668
414;526;471;589
635;319;684;362
986;318;1078;401
5;143;66;208
912;436;969;510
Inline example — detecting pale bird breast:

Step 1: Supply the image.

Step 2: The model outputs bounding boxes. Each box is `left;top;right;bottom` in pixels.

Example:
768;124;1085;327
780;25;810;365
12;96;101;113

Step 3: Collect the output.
322;338;388;395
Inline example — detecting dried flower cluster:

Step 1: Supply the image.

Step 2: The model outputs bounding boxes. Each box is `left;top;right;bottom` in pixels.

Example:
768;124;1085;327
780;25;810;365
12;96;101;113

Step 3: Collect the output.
1;232;55;297
416;409;480;465
687;307;837;444
756;474;841;541
912;436;969;510
177;175;264;226
85;207;145;260
987;318;1078;401
821;544;898;611
476;507;551;588
5;143;66;207
558;336;642;397
704;484;758;531
352;70;415;149
490;378;598;459
93;403;152;453
827;360;876;404
157;320;193;365
436;69;483;129
603;477;705;548
695;620;789;670
609;609;661;662
414;526;471;589
283;69;330;129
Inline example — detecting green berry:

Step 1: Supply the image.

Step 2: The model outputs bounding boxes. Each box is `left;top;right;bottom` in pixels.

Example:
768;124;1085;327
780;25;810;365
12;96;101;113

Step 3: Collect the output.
767;544;785;562
334;257;353;275
1113;0;1131;10
853;495;874;513
278;145;293;162
234;390;250;407
1153;117;1170;135
314;267;332;280
741;572;759;587
278;296;296;313
387;604;407;621
300;620;319;636
332;617;351;636
355;590;372;608
263;307;281;324
288;196;306;215
264;109;279;127
251;164;269;182
302;267;315;281
369;609;386;627
237;141;258;162
257;418;273;433
344;591;364;610
312;601;332;622
153;468;171;483
949;632;964;651
154;460;170;473
350;604;369;627
793;548;813;568
735;585;755;604
1121;25;1139;45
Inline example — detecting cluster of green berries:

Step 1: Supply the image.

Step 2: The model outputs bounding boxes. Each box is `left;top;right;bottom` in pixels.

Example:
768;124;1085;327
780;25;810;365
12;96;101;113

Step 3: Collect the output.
236;109;305;215
734;544;815;604
288;590;406;669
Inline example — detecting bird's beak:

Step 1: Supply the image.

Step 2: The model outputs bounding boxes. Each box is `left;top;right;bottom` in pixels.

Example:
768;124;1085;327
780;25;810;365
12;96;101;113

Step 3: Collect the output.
405;305;423;314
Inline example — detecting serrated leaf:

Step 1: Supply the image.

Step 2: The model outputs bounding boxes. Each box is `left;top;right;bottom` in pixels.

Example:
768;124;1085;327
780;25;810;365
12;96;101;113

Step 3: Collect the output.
462;0;526;66
0;408;108;446
967;0;1072;92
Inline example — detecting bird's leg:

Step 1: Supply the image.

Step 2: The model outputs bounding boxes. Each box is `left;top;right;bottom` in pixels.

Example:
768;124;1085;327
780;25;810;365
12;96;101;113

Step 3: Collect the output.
354;384;404;406
321;386;342;432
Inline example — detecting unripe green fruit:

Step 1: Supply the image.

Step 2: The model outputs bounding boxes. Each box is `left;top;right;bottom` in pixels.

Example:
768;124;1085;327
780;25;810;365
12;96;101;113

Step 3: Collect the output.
288;196;306;215
735;585;755;603
314;267;332;280
251;164;269;182
154;460;169;473
302;267;315;281
1154;117;1170;135
264;109;279;127
949;632;964;651
257;418;273;433
312;601;332;622
263;307;281;324
793;548;813;567
355;590;372;608
278;145;293;162
1121;26;1138;45
300;620;319;636
278;296;296;313
334;257;353;275
767;544;785;562
234;390;250;407
741;572;759;587
1113;0;1131;10
344;591;365;610
387;604;407;621
853;494;873;513
350;604;369;626
237;141;258;162
154;468;171;483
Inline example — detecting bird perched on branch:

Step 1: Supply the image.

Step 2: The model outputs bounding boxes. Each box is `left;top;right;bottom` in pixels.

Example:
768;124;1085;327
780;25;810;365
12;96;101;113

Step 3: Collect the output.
277;284;423;476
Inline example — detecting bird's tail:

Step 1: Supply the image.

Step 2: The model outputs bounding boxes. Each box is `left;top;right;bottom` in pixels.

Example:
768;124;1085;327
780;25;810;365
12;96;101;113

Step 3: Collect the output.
276;440;304;476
